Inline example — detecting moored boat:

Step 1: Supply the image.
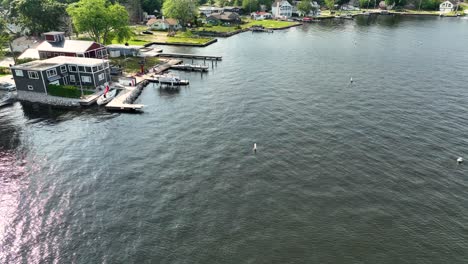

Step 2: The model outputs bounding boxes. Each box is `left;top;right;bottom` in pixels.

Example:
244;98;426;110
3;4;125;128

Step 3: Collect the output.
97;87;117;106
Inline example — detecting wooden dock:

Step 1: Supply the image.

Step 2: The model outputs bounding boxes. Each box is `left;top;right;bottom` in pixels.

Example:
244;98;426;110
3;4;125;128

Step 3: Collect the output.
156;53;222;61
170;64;208;72
79;93;100;106
105;80;148;112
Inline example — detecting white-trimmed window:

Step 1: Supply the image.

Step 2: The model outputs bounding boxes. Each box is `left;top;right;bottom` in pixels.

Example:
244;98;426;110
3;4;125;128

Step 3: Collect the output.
69;75;75;82
69;65;77;72
46;69;57;78
27;85;33;90
28;71;39;79
15;70;23;77
81;76;91;83
98;73;105;81
60;65;67;73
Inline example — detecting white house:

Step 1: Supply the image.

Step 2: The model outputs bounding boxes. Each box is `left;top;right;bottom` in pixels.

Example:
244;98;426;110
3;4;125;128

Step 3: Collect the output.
251;11;273;20
272;0;293;18
439;1;454;13
295;1;321;16
146;18;181;31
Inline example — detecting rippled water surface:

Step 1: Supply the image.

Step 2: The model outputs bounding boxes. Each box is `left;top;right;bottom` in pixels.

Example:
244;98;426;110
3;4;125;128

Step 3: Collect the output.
1;16;468;263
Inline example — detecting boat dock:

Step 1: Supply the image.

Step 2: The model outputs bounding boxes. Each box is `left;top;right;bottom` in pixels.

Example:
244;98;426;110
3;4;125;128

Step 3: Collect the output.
170;64;208;72
79;93;100;106
105;81;148;112
156;53;222;61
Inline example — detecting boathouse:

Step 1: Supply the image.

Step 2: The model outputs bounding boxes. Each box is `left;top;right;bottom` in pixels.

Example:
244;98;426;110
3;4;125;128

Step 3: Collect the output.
10;56;110;94
36;32;107;59
439;1;454;13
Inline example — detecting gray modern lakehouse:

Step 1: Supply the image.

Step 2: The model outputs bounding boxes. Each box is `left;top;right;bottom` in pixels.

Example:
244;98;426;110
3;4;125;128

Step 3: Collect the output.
11;56;111;95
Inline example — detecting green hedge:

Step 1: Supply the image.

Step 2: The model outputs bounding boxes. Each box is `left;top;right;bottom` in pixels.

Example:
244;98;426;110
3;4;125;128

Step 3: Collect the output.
47;84;94;98
0;67;10;75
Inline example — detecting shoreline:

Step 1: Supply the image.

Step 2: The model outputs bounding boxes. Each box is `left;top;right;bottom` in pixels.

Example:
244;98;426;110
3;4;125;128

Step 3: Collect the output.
144;38;218;47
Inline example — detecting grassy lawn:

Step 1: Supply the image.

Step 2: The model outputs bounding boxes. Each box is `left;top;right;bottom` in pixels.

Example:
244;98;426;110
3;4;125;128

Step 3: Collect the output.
110;38;150;45
242;19;301;29
128;25;215;45
404;10;440;14
196;25;240;32
109;56;160;74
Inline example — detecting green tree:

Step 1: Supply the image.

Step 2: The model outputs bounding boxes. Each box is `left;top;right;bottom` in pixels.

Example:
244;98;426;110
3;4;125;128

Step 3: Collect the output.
162;0;198;27
67;0;132;44
324;0;335;10
6;0;67;35
0;18;11;57
142;0;163;14
242;0;259;13
297;0;312;16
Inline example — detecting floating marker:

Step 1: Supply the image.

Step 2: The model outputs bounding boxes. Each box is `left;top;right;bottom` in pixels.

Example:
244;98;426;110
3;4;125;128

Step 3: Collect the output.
253;143;257;153
457;157;463;164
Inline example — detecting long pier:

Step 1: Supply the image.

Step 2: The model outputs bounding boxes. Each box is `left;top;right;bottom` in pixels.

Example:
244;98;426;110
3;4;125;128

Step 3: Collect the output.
170;64;208;72
156;53;222;61
105;81;148;112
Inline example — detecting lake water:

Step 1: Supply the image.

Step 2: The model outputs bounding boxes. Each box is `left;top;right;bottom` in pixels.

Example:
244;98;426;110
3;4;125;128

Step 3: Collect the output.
1;16;468;263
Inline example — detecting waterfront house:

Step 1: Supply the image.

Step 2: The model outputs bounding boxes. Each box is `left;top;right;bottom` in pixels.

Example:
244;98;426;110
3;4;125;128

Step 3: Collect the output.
439;1;454;13
199;6;224;16
272;0;293;18
146;18;181;31
106;44;144;57
37;32;107;59
294;1;321;16
251;11;273;20
206;12;242;25
10;56;110;95
223;6;243;14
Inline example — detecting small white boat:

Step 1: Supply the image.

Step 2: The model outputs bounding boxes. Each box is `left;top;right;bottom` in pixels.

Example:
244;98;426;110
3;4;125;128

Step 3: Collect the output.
97;89;117;105
158;74;189;86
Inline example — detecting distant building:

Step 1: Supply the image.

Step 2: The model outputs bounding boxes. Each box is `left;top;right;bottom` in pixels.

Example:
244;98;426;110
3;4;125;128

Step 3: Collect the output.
199;6;224;16
439;1;454;13
37;32;107;60
106;44;144;57
10;56;110;95
272;0;293;18
223;6;243;14
251;11;273;20
293;1;321;16
206;12;242;25
146;18;181;31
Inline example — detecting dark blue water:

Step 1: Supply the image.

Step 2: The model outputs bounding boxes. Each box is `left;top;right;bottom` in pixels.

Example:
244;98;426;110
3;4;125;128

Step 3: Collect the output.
1;16;468;263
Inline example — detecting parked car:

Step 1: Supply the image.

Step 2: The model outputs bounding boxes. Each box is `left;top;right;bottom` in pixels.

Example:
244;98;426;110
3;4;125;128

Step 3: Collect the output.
0;82;16;91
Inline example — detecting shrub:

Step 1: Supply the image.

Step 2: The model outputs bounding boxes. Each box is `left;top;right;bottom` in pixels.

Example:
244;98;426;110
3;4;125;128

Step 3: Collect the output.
47;84;94;98
0;67;11;75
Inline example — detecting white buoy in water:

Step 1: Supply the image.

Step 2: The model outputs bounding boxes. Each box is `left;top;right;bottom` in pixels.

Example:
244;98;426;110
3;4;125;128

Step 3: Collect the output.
457;157;463;164
253;143;257;153
350;77;353;83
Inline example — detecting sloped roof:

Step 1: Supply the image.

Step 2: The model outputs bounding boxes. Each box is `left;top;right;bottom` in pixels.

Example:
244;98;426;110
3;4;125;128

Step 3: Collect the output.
147;18;179;26
37;39;100;53
18;48;40;60
208;12;240;21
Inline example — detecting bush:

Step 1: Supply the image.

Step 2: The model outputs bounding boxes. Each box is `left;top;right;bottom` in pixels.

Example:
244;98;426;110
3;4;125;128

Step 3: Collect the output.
47;84;94;98
16;58;36;65
0;67;11;75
